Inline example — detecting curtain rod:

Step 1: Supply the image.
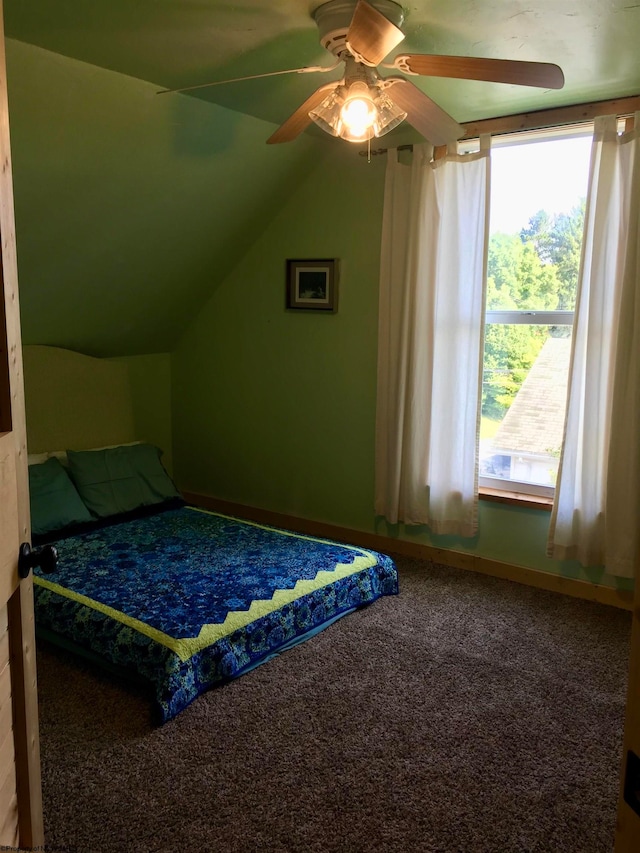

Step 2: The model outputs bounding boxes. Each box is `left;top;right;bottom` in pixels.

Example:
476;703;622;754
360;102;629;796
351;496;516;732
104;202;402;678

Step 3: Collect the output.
358;94;640;158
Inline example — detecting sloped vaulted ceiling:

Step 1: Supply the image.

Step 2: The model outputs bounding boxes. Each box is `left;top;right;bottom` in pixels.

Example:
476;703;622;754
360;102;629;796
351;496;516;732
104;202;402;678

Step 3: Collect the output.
7;38;326;356
4;1;640;355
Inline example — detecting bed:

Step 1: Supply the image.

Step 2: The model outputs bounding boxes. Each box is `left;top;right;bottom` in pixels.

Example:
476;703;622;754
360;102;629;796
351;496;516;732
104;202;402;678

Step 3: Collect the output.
24;346;398;722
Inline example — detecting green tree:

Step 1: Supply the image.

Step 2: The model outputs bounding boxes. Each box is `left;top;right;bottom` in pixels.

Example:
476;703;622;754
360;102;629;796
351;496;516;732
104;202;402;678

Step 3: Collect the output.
482;202;585;420
520;209;554;263
549;201;585;309
517;242;559;309
483;232;558;418
483;316;546;419
519;200;585;309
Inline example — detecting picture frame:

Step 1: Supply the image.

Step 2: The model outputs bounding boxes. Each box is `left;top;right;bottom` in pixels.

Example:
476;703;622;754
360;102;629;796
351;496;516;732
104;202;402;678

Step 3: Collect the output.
286;259;339;312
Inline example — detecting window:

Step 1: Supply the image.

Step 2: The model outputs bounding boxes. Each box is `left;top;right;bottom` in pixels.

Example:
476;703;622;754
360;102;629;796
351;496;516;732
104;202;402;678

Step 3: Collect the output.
476;129;593;498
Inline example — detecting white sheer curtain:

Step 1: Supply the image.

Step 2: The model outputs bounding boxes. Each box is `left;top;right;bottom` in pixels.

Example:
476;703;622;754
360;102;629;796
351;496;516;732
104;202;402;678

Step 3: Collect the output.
375;140;490;536
548;114;640;577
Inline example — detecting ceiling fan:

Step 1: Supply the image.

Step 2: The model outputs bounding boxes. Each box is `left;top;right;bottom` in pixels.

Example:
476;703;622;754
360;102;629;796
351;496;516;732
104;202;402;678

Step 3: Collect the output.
158;0;565;147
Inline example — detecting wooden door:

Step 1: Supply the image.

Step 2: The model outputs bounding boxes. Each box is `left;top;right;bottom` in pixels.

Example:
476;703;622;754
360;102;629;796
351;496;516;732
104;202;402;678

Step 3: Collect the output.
0;0;44;845
615;589;640;851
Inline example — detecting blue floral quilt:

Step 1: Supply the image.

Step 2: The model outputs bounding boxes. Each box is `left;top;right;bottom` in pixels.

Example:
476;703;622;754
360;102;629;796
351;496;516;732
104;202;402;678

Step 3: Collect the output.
33;506;398;722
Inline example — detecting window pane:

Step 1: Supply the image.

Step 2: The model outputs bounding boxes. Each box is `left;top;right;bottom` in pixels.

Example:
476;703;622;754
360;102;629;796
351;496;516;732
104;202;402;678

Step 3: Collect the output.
480;325;572;489
488;136;591;313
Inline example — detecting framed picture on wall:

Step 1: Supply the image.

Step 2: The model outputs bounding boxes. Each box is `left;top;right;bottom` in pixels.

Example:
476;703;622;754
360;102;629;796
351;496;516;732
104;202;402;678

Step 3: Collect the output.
286;259;339;312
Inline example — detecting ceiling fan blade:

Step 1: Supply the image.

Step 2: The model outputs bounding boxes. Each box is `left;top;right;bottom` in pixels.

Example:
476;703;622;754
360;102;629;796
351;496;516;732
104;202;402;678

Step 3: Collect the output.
157;63;339;96
393;54;565;90
385;78;465;146
346;0;405;66
266;82;338;144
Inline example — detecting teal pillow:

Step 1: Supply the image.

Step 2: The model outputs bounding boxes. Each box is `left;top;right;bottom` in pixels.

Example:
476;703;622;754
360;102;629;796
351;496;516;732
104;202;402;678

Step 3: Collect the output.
29;457;93;535
66;443;180;518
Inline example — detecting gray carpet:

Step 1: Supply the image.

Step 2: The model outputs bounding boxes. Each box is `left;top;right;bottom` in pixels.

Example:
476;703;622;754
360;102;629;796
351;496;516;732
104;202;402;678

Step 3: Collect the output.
35;557;631;853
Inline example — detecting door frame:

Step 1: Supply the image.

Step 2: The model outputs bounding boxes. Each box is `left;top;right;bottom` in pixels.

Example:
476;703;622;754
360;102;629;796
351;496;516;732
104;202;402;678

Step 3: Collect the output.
0;0;44;843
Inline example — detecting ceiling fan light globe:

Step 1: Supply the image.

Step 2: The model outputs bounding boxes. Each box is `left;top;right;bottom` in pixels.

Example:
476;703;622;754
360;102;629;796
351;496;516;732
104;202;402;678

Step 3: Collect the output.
371;89;407;137
340;94;377;136
339;124;376;142
308;88;344;136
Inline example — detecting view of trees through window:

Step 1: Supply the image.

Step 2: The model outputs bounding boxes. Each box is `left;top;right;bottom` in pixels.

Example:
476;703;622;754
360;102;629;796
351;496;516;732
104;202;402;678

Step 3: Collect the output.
480;132;592;493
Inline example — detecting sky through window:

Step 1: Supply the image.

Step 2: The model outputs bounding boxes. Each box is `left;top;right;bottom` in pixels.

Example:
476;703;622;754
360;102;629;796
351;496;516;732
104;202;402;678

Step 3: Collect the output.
490;134;592;235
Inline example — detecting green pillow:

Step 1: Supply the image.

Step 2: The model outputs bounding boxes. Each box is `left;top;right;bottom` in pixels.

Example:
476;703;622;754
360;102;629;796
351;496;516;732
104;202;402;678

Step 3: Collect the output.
66;443;180;518
29;457;93;535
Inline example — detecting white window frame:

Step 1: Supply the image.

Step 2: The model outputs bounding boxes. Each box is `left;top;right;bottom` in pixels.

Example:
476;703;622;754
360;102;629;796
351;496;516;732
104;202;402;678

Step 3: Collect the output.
474;123;593;499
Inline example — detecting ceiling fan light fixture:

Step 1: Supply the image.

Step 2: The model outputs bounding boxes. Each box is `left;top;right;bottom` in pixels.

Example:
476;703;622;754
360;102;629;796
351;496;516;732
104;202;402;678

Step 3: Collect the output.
309;79;407;143
161;0;566;147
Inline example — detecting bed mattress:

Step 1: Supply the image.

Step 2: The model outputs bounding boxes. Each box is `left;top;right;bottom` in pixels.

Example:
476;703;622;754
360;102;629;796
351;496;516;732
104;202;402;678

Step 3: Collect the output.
33;505;398;721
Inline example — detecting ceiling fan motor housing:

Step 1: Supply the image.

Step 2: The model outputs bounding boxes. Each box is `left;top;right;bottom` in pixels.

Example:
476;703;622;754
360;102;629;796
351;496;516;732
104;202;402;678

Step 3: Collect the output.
313;0;405;59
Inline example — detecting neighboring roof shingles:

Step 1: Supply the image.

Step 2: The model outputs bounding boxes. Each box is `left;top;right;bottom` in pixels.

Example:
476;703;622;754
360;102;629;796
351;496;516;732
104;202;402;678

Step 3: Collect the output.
490;336;572;456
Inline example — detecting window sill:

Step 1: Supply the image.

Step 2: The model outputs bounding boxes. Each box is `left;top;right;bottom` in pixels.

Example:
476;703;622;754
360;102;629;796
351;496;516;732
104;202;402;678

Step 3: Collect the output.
479;487;553;511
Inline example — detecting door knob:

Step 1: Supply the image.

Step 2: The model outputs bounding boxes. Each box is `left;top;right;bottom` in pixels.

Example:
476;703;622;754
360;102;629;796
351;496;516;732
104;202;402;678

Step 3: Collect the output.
18;543;58;579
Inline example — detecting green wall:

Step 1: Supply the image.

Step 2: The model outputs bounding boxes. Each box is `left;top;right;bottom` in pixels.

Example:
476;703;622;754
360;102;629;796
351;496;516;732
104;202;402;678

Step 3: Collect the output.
172;146;384;528
172;146;631;592
114;353;173;474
